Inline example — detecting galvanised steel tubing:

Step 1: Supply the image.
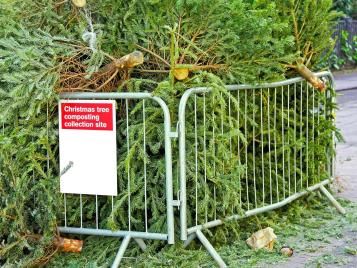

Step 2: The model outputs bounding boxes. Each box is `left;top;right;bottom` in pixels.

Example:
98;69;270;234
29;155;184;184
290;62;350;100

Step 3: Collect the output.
196;230;227;268
186;178;333;235
61;92;154;99
328;74;337;180
125;99;131;231
225;71;334;90
58;227;168;240
319;185;346;214
111;235;131;268
178;71;335;240
59;92;175;244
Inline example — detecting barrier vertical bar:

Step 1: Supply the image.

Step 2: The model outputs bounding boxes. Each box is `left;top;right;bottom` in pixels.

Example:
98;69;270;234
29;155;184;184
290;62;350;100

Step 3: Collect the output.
317;91;321;181
143;100;148;233
281;86;285;199
64;194;67;227
80;194;83;228
96;195;98;229
194;95;198;226
294;83;297;193
287;84;291;195
112;196;114;222
268;88;272;205
221;93;225;215
253;91;257;207
244;91;249;209
154;96;175;245
126;99;131;231
203;93;207;223
324;90;329;176
212;96;217;220
46;102;50;176
274;88;279;201
300;81;303;190
179;92;188;240
260;88;265;205
312;88;315;185
306;83;309;188
229;93;232;156
237;90;242;206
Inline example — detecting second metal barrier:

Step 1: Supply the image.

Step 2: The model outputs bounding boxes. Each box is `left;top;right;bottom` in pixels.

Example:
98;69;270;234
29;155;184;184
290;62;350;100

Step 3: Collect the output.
178;71;344;267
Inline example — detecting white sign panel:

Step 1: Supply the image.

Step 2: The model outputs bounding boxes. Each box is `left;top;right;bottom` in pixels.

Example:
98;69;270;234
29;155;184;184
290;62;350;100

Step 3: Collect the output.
59;100;117;196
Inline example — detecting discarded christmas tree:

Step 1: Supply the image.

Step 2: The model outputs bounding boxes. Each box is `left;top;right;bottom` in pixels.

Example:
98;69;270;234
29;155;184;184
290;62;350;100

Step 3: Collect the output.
0;0;340;266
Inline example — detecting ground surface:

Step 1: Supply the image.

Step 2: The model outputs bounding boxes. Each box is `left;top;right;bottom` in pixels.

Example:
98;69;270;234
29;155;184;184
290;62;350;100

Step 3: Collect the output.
334;70;357;91
335;89;357;202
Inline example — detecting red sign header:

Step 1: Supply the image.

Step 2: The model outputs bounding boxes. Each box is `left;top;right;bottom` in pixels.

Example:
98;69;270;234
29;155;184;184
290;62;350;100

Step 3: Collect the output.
61;102;114;131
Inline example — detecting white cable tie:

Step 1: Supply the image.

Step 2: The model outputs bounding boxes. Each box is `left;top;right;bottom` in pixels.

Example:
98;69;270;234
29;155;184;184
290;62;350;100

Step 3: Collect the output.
82;31;97;52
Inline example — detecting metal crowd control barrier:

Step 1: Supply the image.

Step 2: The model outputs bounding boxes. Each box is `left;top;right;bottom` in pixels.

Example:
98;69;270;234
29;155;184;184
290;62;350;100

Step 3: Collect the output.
58;92;175;267
178;71;345;267
55;72;344;267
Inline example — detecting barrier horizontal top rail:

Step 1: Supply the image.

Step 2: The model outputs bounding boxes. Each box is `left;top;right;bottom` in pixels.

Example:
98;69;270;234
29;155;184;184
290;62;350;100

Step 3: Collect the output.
178;71;334;98
61;92;154;99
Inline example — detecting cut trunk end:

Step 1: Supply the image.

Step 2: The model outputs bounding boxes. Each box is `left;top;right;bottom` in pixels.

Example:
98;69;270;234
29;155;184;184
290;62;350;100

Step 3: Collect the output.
72;0;86;8
55;237;84;253
295;64;326;92
173;68;189;80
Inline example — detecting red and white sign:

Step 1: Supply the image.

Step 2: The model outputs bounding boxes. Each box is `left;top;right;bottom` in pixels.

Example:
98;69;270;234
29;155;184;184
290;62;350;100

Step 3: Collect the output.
59;100;117;196
61;102;113;131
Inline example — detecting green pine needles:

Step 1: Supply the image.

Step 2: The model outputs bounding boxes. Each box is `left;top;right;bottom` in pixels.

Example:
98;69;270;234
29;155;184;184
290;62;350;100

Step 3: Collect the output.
0;0;341;266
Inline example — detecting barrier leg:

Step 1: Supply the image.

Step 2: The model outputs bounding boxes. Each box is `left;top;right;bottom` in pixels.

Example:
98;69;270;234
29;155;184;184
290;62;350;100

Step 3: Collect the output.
319;185;346;214
183;233;197;248
196;230;227;268
111;235;131;268
134;238;147;251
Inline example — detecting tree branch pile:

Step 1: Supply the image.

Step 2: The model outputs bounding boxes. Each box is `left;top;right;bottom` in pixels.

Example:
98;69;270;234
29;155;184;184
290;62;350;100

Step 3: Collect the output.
0;0;341;266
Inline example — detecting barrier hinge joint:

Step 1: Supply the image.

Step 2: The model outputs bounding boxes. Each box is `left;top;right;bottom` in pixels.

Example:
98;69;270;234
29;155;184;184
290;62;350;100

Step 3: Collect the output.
172;200;180;207
169;131;178;138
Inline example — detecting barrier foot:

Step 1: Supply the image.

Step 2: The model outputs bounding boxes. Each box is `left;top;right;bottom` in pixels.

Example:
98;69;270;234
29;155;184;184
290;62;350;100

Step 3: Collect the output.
319;185;346;214
111;235;131;268
134;238;147;251
196;230;227;268
183;233;197;248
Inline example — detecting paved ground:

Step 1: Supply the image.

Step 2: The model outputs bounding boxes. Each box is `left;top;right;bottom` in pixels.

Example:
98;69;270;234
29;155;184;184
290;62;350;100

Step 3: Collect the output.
274;73;357;268
334;70;357;91
335;89;357;202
